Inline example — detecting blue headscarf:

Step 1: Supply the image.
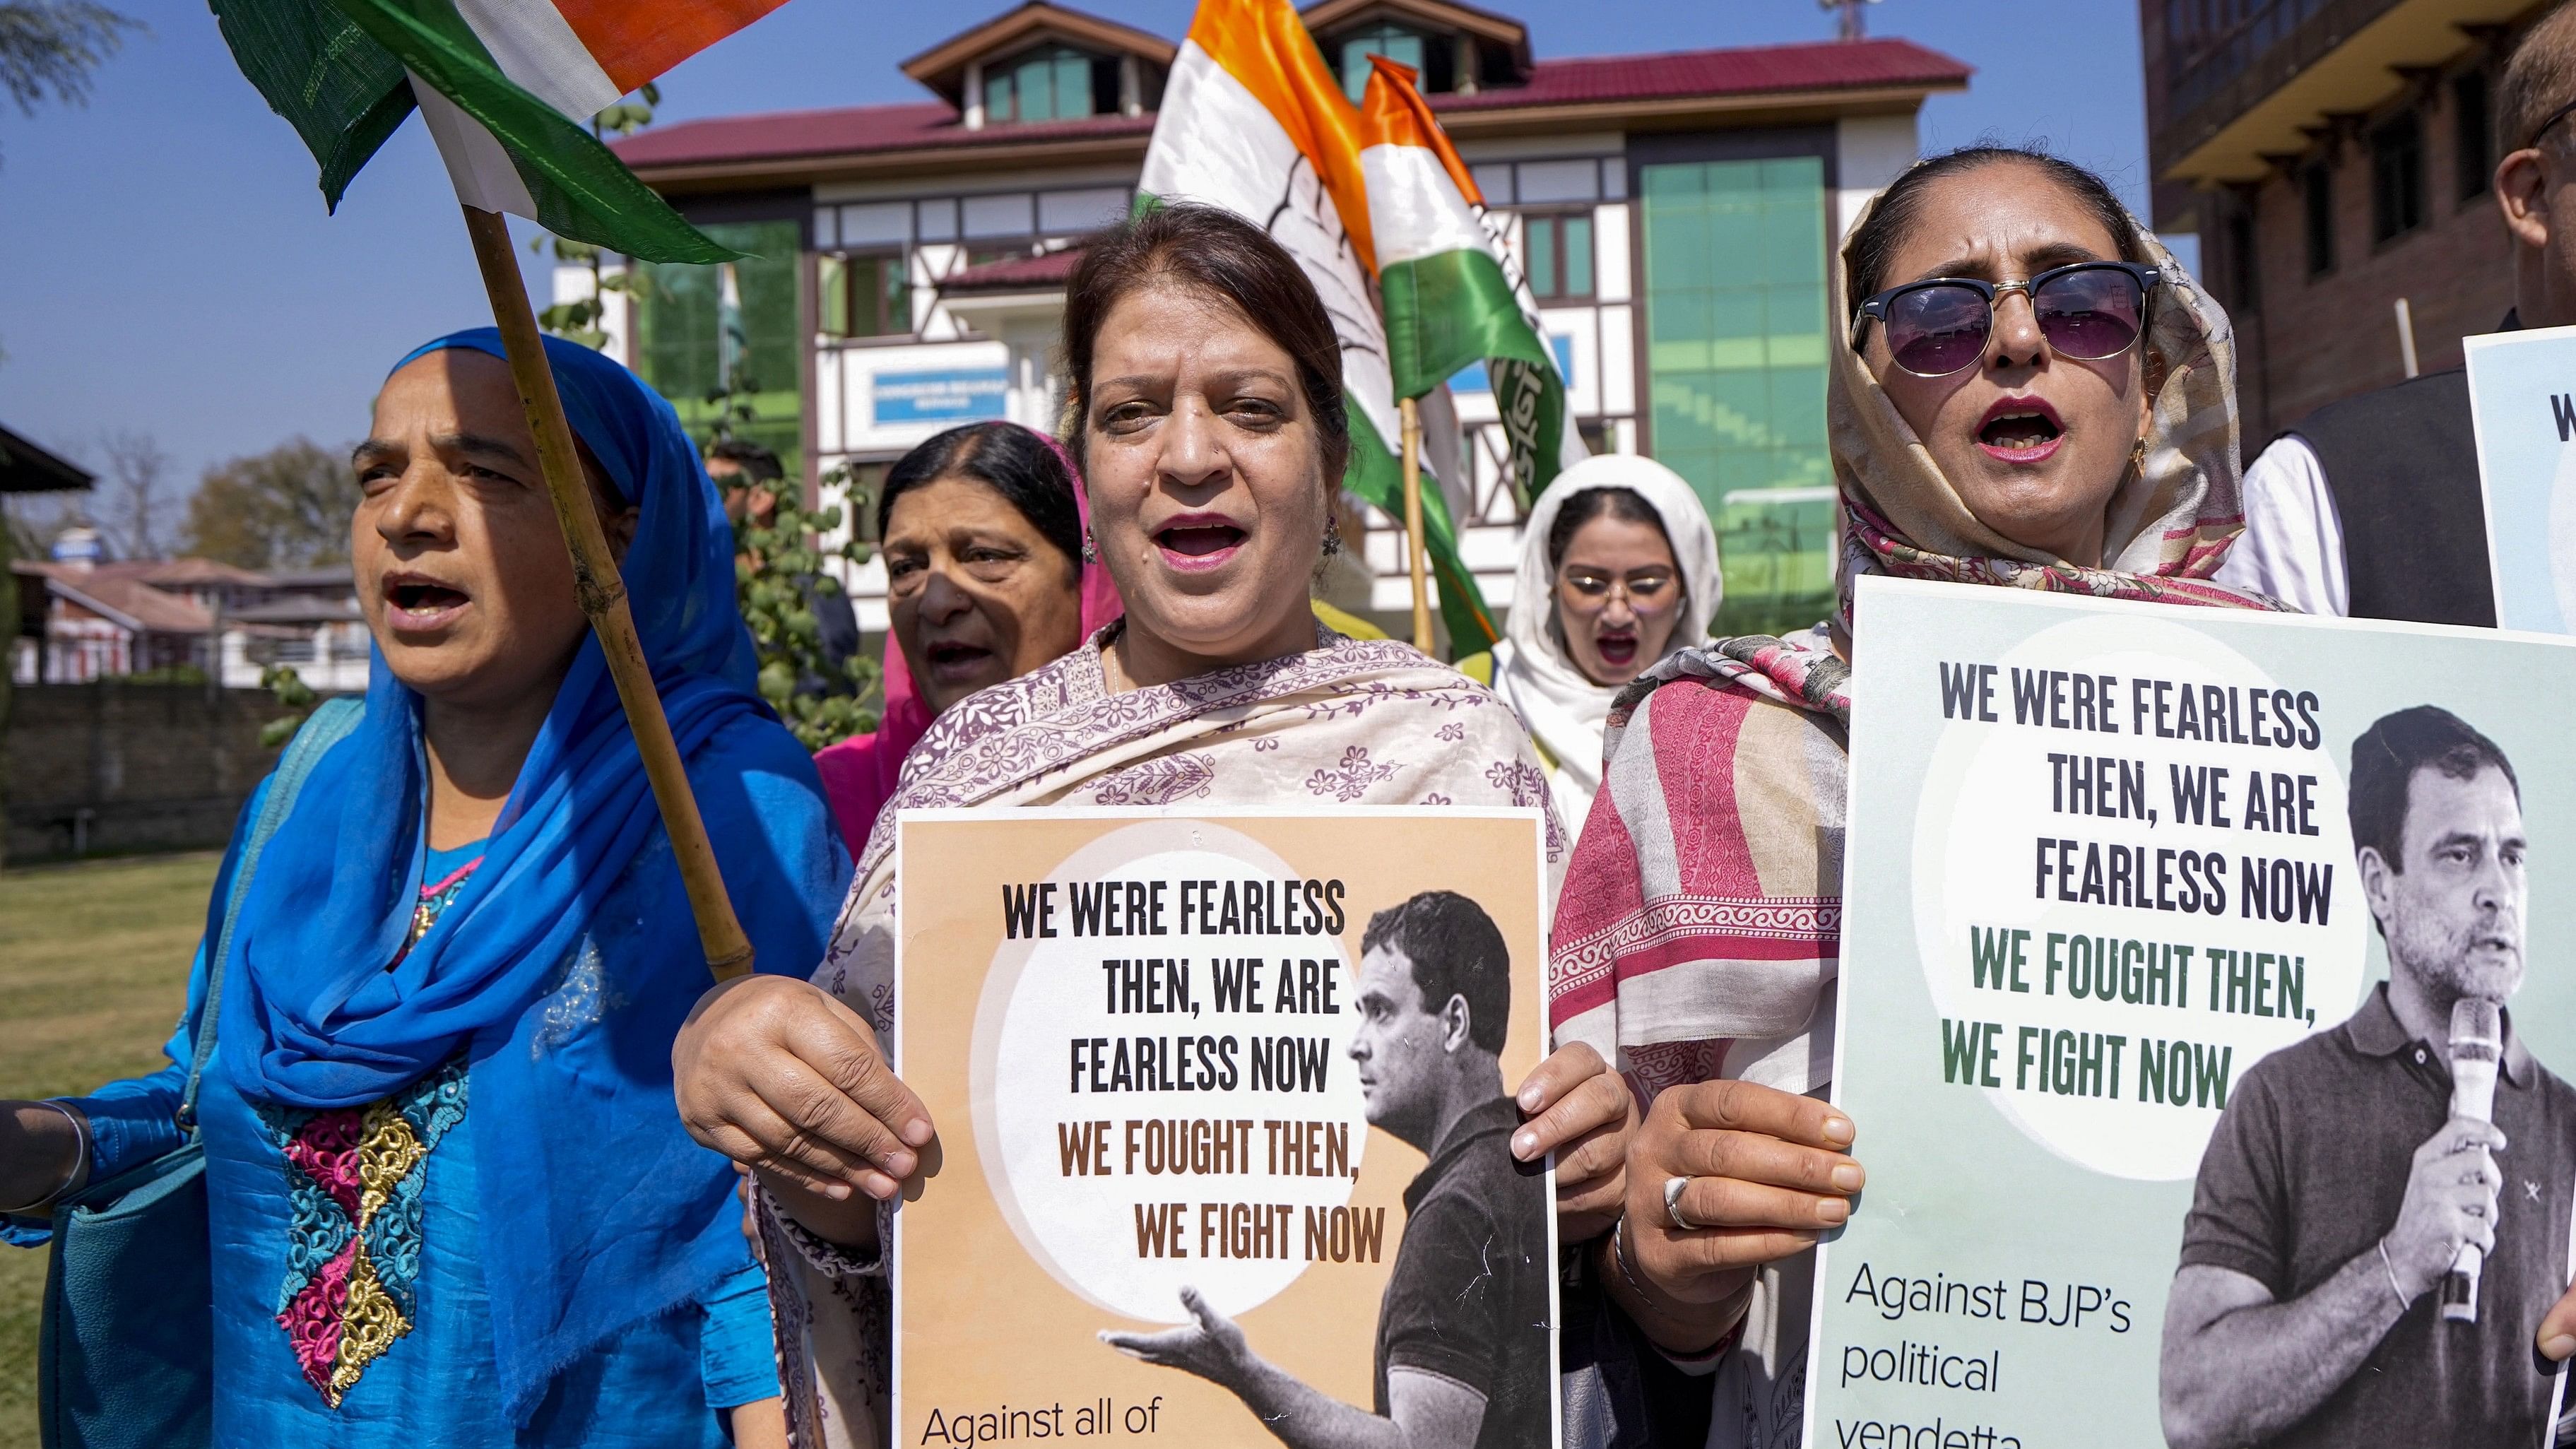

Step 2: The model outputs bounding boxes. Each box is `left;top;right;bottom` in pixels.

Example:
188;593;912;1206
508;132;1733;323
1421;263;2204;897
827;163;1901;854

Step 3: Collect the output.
215;329;825;1419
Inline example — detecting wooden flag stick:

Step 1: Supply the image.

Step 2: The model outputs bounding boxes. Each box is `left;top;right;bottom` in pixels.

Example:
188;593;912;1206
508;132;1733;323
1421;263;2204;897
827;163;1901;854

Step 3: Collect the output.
1398;396;1434;653
459;204;756;983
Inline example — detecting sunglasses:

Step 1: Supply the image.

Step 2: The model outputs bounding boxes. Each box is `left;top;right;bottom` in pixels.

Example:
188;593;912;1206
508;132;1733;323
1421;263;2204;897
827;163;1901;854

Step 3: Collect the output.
1850;261;2161;378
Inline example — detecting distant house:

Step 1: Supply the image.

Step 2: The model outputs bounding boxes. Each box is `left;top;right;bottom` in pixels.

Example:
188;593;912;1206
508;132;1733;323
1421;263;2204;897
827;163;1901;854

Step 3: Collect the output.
9;552;368;692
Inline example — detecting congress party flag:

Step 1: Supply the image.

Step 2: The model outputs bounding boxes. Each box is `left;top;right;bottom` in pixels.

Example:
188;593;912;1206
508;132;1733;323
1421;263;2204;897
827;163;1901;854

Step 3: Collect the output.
209;0;784;263
1139;0;1498;651
1359;56;1575;508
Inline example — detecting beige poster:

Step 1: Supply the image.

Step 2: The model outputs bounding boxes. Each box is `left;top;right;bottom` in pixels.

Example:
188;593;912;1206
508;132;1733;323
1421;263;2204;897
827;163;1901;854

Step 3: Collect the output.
894;807;1558;1449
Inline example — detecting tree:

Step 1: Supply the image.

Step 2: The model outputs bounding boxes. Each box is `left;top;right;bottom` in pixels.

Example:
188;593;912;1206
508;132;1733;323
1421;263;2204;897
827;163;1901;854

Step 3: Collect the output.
96;427;168;560
0;3;140;142
179;437;360;570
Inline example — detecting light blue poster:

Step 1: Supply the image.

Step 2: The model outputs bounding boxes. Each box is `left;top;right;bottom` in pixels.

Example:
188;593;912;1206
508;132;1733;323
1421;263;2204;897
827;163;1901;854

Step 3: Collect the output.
1807;576;2576;1448
2468;323;2576;632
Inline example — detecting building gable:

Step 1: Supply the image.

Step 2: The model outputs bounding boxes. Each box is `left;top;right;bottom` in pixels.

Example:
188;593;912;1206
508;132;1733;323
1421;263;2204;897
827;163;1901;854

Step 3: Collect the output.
902;1;1176;127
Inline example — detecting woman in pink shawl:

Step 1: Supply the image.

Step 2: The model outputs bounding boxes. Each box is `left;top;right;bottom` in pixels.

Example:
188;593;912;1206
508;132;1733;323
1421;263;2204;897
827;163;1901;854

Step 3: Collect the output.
810;422;1124;855
1549;148;2281;1448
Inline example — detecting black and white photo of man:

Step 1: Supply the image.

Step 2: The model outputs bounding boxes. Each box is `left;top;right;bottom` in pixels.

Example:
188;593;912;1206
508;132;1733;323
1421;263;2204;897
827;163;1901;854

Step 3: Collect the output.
1101;890;1552;1449
2160;706;2576;1448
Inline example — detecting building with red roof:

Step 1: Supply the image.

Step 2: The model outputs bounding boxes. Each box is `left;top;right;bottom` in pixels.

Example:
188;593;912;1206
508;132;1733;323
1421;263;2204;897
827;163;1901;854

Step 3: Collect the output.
593;0;1968;634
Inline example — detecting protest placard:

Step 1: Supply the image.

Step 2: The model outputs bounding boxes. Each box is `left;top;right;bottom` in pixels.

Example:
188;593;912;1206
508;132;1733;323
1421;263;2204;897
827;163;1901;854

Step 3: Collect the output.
894;808;1557;1448
2469;321;2576;632
1804;575;2576;1449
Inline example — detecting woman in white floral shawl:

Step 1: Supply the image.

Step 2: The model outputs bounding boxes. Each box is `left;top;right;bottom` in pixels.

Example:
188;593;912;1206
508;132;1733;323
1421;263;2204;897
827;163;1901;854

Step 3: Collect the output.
670;203;1641;1448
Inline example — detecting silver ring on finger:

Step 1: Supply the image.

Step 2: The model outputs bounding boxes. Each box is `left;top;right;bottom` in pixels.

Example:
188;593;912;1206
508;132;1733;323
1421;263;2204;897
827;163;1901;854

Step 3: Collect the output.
1663;1174;1700;1231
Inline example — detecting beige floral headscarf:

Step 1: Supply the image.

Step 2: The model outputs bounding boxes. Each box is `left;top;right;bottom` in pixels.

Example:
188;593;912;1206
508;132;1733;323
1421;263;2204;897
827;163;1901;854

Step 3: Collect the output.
1828;177;2278;616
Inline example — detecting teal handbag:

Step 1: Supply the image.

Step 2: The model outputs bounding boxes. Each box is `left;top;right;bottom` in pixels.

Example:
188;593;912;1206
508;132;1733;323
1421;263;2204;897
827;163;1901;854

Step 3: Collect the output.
35;697;362;1449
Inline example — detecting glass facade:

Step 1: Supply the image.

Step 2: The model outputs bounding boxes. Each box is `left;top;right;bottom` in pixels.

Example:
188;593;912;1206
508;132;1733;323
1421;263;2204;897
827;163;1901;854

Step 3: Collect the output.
1640;156;1834;634
632;218;804;473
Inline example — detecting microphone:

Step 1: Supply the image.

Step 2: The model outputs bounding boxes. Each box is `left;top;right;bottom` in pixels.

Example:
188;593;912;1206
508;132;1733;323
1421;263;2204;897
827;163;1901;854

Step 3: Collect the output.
2442;996;2504;1325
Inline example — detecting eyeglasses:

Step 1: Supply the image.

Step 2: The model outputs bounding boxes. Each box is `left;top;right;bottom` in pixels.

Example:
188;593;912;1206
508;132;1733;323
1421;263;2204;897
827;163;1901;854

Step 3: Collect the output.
1560;567;1675;606
1850;261;2161;378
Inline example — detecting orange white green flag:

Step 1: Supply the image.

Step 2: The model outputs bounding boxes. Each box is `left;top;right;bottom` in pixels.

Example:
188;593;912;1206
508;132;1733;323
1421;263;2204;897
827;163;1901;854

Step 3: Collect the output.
210;0;784;263
1137;0;1498;651
1359;55;1577;507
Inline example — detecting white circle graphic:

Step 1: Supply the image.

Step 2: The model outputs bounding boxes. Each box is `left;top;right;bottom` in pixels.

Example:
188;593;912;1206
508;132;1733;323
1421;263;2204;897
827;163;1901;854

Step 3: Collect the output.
1908;614;2368;1180
969;821;1368;1323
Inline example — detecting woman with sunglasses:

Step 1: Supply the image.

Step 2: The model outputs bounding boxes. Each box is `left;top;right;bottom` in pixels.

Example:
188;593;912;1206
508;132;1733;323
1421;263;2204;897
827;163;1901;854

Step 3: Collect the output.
1475;455;1720;856
1547;146;2276;1448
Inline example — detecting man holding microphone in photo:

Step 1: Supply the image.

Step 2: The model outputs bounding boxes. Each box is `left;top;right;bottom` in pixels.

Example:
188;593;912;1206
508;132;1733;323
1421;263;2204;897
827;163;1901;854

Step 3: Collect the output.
2161;706;2576;1448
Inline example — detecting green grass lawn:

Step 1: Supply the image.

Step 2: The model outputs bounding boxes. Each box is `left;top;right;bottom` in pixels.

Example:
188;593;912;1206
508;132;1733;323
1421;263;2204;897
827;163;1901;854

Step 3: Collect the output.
0;852;218;1449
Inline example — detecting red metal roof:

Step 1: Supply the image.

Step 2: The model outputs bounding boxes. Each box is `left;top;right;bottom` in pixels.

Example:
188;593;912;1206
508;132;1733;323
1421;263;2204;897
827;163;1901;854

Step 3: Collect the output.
615;102;1150;170
615;37;1968;171
942;247;1089;290
1438;36;1967;112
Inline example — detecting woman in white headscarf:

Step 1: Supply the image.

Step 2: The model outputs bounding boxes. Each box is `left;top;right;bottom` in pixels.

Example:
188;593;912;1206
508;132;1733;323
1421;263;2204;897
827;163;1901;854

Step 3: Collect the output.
1481;454;1722;848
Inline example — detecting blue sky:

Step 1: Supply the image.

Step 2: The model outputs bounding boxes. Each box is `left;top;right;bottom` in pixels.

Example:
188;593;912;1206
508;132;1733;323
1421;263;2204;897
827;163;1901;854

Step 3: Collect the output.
0;0;2154;524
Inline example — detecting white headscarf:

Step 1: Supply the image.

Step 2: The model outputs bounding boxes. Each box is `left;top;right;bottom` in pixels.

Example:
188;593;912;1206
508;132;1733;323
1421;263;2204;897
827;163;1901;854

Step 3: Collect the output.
1491;454;1723;839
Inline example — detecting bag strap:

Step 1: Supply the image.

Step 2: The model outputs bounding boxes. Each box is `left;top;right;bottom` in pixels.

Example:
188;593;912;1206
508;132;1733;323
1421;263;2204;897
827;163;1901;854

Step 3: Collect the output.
176;697;365;1130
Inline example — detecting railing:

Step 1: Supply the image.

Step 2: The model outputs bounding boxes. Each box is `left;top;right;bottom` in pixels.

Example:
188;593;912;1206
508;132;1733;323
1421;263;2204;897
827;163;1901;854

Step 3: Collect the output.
2165;0;2348;119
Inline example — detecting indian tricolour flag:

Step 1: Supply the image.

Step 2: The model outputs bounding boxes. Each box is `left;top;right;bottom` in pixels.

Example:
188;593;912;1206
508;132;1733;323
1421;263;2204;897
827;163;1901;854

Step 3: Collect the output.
211;0;782;263
1360;55;1578;507
1139;0;1498;652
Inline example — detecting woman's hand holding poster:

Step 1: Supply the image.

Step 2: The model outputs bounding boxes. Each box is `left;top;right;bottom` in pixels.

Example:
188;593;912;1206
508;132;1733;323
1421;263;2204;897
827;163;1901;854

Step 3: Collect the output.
894;808;1558;1449
1809;575;2576;1449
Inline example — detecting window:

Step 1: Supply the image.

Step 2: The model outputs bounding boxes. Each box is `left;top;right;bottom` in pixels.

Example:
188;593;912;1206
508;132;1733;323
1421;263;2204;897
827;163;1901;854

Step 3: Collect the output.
2370;111;2426;244
1340;23;1424;100
2456;69;2493;202
819;252;912;339
2226;208;2258;315
1522;213;1595;300
986;45;1109;123
2303;162;2334;277
1640;156;1833;635
631;218;803;468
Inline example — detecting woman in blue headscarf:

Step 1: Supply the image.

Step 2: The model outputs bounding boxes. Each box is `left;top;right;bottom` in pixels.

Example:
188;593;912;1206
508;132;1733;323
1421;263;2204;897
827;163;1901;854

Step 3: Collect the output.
0;331;849;1446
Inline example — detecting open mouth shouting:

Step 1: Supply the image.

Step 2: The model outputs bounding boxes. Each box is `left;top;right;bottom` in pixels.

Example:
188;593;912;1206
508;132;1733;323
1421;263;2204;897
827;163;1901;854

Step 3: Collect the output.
922;638;999;687
1152;510;1248;573
1593;627;1639;669
382;572;472;633
1975;395;2065;464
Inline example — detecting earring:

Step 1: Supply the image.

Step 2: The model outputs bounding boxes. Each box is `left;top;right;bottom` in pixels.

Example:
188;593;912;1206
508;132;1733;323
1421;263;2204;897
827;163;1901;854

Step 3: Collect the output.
1082;528;1099;565
1321;514;1343;559
2132;438;2149;478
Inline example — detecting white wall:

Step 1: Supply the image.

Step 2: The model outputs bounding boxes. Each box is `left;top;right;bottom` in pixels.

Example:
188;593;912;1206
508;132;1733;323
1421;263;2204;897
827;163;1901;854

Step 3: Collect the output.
1836;113;1921;249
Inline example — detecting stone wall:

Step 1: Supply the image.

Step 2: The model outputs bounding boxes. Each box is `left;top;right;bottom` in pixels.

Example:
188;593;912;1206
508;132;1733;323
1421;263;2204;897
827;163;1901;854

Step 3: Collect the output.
1;683;304;865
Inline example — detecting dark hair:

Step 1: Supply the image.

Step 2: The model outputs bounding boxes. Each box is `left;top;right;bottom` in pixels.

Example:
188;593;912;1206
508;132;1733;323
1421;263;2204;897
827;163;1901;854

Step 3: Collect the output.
706;437;785;485
1361;890;1511;1053
2500;2;2576;153
2348;705;2520;875
875;422;1084;575
1846;146;2147;308
1547;486;1674;572
1058;203;1351;489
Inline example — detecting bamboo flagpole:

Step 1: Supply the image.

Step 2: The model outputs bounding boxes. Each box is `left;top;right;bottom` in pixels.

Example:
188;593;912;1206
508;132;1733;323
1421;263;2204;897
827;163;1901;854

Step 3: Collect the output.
460;204;757;983
1398;396;1434;652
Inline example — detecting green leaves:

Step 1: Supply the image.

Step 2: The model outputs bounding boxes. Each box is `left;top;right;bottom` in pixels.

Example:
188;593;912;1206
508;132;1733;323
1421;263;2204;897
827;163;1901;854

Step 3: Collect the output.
731;466;883;751
258;663;319;749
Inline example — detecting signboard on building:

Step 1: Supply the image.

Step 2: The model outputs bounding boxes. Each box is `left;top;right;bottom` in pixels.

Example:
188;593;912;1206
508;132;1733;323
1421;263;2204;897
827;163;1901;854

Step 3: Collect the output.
874;366;1011;425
